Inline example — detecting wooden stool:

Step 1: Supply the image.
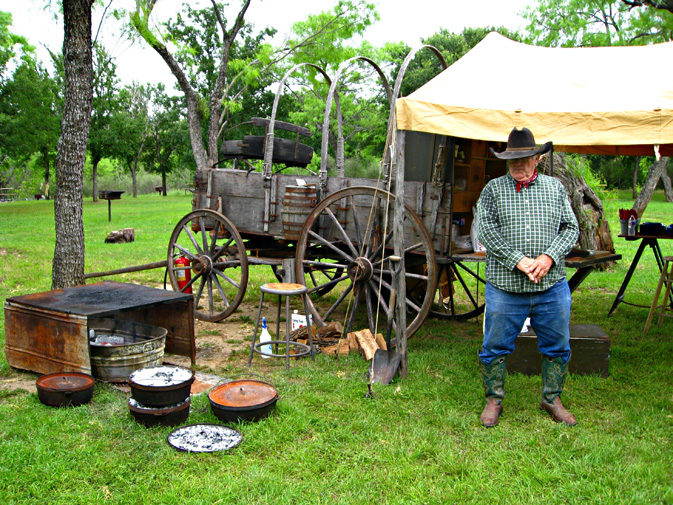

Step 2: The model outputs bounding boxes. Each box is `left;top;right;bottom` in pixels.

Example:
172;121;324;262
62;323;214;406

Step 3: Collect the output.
247;283;314;370
644;256;673;334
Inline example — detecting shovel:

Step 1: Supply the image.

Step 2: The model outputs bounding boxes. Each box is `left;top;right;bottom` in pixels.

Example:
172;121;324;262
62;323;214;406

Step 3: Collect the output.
368;257;402;385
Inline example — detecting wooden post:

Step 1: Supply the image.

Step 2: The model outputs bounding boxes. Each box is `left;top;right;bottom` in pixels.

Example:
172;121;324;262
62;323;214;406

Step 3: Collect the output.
392;129;408;378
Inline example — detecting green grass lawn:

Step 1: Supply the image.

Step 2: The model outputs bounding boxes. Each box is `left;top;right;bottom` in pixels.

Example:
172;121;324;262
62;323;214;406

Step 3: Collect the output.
0;191;671;505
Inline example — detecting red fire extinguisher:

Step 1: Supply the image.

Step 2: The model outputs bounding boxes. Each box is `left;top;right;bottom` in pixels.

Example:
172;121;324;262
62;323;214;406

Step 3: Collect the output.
175;256;192;294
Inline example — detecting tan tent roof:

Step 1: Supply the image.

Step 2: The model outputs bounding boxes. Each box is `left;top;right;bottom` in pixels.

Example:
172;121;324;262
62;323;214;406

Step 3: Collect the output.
396;32;673;156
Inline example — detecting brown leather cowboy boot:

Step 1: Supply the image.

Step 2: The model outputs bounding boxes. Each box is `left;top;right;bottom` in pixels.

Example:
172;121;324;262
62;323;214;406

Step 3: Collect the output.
479;355;506;427
540;355;577;426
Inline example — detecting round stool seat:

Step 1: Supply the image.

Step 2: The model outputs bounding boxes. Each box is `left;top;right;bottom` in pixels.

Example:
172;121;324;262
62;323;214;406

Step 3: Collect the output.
248;282;314;370
260;282;308;296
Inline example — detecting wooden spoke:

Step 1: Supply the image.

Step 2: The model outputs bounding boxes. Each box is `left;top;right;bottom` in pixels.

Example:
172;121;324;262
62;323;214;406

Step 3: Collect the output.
295;186;436;339
429;261;486;321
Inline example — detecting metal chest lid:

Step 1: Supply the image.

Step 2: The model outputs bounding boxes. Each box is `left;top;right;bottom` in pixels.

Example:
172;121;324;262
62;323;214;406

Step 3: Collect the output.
208;380;277;408
5;281;192;316
36;372;95;392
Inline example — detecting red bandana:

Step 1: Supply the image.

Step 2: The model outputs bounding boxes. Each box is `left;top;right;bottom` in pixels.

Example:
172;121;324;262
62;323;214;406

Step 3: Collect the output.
516;169;538;192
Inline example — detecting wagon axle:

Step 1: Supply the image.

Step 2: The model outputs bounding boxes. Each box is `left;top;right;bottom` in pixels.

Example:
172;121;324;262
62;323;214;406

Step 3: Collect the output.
191;255;213;277
348;258;374;283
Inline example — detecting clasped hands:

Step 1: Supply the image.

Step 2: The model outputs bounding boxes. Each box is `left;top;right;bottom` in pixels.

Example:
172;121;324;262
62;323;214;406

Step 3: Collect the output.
516;254;553;284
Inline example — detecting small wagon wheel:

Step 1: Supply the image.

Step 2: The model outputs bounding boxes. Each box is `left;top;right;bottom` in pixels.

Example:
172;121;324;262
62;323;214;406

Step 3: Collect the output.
429;259;486;321
295;186;436;339
168;209;248;322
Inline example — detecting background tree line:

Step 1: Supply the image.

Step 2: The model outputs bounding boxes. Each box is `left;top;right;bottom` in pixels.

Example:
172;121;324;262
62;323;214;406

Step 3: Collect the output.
1;0;671;288
3;1;672;200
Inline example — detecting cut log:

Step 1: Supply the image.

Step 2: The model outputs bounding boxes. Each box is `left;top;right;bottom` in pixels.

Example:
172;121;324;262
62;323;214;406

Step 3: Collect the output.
350;329;379;361
317;321;343;339
374;332;387;351
323;340;350;356
290;325;316;341
347;330;360;351
104;228;135;244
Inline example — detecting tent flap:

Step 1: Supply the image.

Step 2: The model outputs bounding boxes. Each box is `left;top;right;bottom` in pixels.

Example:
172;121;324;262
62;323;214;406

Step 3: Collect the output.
396;33;673;155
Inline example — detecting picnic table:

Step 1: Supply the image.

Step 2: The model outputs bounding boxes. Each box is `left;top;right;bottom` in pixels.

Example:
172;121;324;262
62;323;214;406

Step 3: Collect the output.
450;249;621;294
0;188;17;201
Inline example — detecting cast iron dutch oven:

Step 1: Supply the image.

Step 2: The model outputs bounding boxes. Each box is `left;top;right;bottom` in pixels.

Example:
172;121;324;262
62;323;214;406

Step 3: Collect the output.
128;397;191;427
128;365;195;407
36;372;95;407
208;379;278;423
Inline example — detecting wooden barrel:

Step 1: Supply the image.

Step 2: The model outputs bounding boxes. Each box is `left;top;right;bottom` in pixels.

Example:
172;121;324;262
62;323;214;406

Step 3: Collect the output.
281;185;317;241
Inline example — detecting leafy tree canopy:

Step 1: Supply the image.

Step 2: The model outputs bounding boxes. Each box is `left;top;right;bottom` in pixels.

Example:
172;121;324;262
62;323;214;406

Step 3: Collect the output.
0;11;35;82
523;0;673;47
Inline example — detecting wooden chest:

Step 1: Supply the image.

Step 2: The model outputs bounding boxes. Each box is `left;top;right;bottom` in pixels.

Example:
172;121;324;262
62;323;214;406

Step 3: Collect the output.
508;324;610;377
4;281;195;375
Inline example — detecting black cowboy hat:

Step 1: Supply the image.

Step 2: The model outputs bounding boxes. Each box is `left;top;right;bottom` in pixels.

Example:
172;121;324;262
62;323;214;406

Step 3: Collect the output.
489;127;553;160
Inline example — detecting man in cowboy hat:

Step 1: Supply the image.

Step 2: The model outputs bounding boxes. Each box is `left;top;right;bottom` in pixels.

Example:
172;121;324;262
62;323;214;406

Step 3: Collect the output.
475;127;579;427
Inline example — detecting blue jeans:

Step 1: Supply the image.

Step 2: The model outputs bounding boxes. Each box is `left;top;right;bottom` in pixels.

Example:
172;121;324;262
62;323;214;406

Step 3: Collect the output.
479;279;572;365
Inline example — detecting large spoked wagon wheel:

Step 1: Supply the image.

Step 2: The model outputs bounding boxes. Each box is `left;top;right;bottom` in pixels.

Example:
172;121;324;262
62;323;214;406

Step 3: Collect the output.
168;209;248;322
430;259;486;321
295;186;436;339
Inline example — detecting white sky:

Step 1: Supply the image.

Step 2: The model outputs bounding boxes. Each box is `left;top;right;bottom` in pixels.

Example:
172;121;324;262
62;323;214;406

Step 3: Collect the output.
5;0;532;89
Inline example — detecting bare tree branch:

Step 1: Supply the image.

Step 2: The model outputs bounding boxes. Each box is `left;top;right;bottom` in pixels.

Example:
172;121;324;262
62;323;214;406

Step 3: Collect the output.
207;0;252;167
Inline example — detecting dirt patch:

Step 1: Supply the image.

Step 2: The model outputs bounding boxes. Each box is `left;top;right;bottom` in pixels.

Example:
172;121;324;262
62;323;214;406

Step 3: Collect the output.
164;302;260;372
0;372;38;395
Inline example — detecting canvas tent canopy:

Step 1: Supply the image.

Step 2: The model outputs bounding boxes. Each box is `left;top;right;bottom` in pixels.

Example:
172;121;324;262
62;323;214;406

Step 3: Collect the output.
395;32;673;157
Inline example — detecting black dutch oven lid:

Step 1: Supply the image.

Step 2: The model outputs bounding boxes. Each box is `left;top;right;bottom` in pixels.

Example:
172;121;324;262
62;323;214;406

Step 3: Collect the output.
208;380;277;410
36;372;95;392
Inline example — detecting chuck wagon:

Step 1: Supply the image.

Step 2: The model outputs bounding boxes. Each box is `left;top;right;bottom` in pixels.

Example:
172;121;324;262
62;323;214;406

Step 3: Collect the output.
165;47;491;339
166;33;656;338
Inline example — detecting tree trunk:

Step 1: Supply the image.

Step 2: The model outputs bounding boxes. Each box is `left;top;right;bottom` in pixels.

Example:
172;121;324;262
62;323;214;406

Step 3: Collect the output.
42;147;51;200
539;152;615;259
161;167;167;196
131;131;148;198
662;165;673;202
633;157;669;217
92;157;99;202
51;0;94;290
632;156;640;199
131;162;138;198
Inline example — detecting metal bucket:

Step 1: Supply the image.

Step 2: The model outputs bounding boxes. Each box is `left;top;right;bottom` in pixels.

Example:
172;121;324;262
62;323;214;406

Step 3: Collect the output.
88;319;167;383
281;185;317;241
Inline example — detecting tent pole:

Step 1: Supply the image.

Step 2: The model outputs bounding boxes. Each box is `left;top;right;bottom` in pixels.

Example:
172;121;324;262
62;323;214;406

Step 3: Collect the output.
392;129;408;378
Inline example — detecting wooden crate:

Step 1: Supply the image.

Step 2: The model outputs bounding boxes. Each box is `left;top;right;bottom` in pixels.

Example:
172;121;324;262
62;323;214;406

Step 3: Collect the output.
4;281;195;375
508;324;610;377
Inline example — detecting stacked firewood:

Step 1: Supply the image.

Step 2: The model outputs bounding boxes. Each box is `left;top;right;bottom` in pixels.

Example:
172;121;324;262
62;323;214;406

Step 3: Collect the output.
291;321;386;361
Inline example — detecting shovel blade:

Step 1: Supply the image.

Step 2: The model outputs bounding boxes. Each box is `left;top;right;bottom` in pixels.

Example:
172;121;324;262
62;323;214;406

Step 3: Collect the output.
369;349;402;385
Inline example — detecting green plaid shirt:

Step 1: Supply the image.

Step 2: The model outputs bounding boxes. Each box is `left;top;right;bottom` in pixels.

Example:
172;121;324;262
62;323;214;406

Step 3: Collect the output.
476;172;579;293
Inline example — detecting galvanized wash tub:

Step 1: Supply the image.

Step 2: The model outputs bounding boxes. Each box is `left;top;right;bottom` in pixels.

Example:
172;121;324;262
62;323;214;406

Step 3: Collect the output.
88;319;167;382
